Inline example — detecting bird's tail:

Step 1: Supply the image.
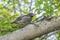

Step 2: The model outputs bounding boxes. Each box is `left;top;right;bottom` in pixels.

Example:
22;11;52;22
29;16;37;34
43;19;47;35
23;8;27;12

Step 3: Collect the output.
11;20;17;24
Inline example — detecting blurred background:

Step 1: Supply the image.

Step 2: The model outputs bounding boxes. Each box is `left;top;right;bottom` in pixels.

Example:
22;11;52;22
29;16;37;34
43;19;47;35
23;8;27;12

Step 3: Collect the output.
0;0;60;40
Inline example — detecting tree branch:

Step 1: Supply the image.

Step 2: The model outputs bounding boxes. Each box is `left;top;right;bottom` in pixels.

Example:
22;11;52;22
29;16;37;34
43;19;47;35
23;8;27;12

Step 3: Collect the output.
0;17;60;40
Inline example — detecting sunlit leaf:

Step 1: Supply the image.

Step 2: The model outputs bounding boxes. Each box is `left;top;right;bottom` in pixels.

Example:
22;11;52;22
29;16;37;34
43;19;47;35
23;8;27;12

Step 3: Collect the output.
33;15;37;20
3;0;8;2
0;4;3;8
24;0;29;4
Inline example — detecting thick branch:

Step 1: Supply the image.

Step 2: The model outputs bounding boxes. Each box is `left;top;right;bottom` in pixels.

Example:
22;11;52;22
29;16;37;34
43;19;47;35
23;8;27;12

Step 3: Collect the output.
0;17;60;40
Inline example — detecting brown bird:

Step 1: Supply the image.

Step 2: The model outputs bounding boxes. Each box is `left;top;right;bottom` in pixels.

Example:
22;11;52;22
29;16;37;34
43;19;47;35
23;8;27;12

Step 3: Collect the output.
12;13;35;27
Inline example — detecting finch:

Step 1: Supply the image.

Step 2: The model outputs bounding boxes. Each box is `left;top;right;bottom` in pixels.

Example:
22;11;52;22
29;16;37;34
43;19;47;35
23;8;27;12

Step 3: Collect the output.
12;13;35;27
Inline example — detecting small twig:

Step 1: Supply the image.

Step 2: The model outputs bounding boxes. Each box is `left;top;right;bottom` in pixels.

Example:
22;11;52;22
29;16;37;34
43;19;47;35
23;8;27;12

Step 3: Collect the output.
13;0;16;13
29;0;33;13
18;0;23;16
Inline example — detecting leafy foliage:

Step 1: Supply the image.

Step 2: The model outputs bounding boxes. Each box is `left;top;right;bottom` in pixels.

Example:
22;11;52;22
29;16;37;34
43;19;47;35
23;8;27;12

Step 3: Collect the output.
0;8;20;35
0;0;60;39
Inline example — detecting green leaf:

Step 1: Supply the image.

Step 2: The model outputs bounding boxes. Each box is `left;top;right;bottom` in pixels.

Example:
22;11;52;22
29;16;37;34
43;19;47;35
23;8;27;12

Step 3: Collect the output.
0;4;3;8
33;15;37;20
3;0;8;2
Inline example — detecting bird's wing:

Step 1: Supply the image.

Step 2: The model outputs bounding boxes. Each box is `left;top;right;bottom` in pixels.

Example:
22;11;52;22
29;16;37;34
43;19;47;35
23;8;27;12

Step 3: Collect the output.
12;16;24;23
16;16;24;21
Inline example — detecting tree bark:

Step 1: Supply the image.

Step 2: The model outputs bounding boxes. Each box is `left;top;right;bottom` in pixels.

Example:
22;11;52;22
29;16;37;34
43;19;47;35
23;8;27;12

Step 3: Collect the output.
0;17;60;40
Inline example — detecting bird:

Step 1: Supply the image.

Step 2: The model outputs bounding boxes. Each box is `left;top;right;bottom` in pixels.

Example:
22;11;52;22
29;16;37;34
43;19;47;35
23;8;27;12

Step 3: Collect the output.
12;13;35;27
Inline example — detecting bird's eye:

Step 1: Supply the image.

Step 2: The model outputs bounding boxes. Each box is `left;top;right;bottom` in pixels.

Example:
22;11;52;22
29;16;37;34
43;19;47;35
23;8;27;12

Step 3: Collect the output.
31;16;33;17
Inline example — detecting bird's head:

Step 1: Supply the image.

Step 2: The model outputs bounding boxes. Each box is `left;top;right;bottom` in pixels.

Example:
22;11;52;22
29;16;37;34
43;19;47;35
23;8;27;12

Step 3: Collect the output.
27;13;35;17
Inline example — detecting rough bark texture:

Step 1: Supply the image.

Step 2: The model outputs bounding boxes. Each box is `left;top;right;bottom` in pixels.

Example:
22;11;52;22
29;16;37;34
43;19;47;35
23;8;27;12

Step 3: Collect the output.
0;17;60;40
